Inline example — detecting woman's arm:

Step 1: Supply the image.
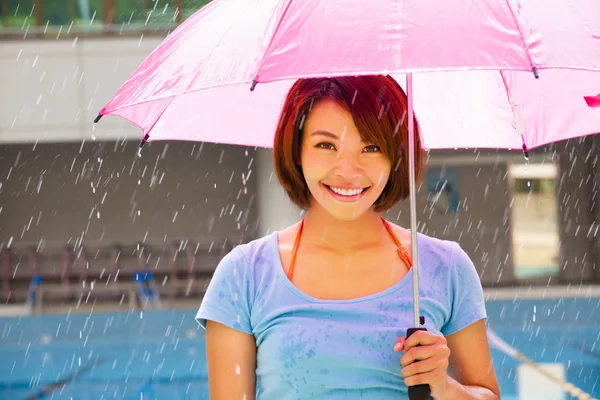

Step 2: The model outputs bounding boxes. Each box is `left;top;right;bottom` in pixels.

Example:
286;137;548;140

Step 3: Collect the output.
445;319;500;400
205;320;257;400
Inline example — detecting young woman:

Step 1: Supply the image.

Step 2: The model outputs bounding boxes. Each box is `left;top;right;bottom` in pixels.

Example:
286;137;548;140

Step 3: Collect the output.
196;75;500;400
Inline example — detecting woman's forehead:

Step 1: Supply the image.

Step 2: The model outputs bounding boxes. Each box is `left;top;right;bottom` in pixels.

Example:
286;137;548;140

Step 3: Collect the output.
304;100;359;136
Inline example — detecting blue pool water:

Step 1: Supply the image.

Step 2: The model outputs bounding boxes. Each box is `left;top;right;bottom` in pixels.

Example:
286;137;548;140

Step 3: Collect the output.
0;296;598;399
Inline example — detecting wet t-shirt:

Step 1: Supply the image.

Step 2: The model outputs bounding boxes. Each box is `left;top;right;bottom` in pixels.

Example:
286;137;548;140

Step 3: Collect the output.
196;231;487;399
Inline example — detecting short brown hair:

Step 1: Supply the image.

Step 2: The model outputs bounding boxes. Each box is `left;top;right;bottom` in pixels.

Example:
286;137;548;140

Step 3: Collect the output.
273;75;425;213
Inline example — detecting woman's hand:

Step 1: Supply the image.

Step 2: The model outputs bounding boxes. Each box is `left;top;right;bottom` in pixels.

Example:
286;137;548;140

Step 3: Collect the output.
394;330;451;399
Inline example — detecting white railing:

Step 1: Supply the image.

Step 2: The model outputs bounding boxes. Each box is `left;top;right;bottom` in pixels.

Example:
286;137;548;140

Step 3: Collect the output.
0;22;178;39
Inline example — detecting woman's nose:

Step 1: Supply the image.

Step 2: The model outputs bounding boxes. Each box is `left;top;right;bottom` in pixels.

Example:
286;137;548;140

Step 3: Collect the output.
334;152;363;179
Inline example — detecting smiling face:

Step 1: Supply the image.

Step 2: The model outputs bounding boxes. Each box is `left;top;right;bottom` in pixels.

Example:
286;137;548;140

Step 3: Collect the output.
273;76;425;215
300;99;392;221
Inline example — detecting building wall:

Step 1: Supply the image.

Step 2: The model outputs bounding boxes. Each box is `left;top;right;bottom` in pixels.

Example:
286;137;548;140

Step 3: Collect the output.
0;37;161;144
2;142;597;287
0;141;259;248
555;137;600;283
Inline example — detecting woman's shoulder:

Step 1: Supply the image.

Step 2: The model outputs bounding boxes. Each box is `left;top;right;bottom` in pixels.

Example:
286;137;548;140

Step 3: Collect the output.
224;232;279;266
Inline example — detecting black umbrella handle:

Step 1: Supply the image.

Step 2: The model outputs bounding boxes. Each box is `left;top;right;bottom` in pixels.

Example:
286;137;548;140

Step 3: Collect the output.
406;326;432;400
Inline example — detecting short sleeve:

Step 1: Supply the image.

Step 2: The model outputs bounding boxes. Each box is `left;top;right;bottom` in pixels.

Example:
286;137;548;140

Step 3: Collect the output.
195;247;254;335
441;242;487;336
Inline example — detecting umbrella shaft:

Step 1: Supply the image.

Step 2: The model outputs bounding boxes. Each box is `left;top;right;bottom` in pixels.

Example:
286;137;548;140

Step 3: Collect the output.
406;73;421;328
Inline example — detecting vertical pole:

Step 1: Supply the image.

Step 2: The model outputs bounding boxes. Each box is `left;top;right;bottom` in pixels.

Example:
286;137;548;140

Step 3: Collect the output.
406;73;421;328
174;0;183;22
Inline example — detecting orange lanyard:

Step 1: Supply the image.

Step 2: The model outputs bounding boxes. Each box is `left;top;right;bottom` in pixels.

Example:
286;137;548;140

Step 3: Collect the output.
287;217;412;281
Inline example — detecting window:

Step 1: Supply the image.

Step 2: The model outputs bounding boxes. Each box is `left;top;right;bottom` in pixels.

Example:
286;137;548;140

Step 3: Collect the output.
509;163;560;279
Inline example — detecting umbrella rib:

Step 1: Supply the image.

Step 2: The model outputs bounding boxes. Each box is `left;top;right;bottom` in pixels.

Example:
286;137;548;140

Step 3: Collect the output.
144;97;176;140
503;0;538;77
499;70;528;154
250;0;296;88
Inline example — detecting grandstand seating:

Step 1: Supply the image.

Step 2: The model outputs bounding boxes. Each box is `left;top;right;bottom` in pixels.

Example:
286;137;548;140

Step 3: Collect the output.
0;240;231;312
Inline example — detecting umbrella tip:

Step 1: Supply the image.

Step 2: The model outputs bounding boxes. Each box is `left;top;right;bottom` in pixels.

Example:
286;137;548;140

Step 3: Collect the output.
250;80;258;91
137;134;150;158
93;113;103;123
522;143;529;160
532;67;539;79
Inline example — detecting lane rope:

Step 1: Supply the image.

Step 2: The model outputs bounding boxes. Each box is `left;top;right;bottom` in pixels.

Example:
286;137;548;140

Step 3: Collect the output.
487;329;597;400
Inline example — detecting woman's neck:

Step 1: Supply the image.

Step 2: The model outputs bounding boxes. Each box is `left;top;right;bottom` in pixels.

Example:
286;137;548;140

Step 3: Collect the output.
301;207;388;252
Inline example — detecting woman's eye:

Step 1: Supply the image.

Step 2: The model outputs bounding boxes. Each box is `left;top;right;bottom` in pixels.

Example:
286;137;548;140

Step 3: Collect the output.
364;145;381;153
316;142;335;150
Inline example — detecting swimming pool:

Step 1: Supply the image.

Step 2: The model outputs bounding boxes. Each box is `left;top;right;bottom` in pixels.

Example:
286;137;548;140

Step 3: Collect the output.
0;295;598;399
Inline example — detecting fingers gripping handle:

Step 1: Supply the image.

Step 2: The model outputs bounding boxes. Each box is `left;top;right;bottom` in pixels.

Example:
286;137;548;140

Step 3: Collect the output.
406;326;432;400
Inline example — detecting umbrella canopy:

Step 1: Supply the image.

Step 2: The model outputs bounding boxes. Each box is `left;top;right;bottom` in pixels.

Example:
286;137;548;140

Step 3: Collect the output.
97;0;600;150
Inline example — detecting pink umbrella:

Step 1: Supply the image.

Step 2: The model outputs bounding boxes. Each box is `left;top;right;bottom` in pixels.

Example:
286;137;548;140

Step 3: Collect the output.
96;1;600;397
96;0;600;152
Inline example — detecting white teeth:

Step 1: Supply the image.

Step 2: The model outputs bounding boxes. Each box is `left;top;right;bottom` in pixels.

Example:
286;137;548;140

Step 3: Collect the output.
329;186;365;196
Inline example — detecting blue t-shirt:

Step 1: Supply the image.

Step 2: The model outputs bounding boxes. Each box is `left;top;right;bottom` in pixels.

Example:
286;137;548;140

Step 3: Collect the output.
196;230;486;399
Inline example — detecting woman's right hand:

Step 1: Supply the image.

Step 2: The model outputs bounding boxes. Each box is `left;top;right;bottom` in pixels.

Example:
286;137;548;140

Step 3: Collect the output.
205;320;257;400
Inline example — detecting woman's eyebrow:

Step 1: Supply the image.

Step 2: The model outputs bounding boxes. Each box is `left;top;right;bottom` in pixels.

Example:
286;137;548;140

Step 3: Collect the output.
310;130;339;140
